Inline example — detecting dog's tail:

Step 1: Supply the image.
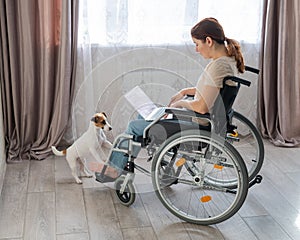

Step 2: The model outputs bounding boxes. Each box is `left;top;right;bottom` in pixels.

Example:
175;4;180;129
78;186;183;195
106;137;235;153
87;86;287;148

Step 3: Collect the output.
51;146;66;156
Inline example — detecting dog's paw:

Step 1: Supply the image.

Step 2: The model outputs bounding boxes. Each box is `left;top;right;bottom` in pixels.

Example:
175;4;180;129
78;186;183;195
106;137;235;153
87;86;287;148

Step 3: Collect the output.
75;179;83;184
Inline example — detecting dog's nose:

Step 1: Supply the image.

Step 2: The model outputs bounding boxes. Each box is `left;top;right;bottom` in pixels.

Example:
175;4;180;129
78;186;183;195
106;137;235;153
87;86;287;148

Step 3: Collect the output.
109;127;112;131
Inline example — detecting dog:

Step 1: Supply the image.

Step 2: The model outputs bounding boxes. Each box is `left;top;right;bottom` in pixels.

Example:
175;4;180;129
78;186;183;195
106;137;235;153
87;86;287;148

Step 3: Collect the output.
52;112;113;184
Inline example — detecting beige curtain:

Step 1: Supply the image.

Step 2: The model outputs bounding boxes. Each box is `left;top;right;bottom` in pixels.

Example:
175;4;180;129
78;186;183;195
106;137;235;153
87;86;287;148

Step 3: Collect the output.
259;0;300;146
0;0;79;161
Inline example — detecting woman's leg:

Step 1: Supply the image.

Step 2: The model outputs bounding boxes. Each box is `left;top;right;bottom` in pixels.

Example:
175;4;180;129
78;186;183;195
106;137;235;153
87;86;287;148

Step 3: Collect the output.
95;118;151;178
109;118;151;171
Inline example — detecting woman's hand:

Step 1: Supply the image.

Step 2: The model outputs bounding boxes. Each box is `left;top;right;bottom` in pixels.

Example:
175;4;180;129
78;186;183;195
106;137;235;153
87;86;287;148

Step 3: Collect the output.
168;91;185;107
168;87;196;107
169;100;184;108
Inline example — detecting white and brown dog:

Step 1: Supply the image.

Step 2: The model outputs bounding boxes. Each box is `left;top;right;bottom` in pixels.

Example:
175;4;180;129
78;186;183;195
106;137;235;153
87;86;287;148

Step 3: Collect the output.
52;112;113;184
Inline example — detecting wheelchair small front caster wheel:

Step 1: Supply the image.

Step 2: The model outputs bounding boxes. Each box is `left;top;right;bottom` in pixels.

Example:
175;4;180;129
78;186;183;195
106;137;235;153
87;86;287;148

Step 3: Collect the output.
114;176;136;206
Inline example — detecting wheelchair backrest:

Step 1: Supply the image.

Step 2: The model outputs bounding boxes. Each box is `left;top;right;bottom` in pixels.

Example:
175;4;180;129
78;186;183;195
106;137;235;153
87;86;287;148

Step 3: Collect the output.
211;80;240;136
211;66;258;136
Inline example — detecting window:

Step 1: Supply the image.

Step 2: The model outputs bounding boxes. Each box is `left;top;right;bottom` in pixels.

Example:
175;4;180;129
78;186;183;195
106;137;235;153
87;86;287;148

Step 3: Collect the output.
78;0;263;45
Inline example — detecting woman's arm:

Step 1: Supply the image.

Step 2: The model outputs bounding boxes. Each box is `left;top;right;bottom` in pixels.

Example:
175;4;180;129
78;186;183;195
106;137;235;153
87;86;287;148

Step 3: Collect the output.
169;85;220;114
168;87;196;107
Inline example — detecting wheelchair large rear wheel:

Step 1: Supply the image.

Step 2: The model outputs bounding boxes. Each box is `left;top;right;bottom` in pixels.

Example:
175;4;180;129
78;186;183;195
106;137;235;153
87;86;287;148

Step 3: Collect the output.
229;111;264;182
151;130;248;225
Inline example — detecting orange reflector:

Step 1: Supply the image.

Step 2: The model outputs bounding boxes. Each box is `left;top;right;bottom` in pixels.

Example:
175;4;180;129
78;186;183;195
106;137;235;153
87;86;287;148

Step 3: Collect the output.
214;164;224;170
175;158;186;167
229;131;238;137
200;195;212;203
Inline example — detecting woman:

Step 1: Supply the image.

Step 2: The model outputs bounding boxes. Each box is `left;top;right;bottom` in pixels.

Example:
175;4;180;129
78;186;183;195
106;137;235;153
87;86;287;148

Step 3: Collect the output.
95;17;245;182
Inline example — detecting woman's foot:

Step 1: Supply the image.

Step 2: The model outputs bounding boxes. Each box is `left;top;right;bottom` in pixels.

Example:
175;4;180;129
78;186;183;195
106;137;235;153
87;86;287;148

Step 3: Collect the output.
89;162;120;183
89;162;119;178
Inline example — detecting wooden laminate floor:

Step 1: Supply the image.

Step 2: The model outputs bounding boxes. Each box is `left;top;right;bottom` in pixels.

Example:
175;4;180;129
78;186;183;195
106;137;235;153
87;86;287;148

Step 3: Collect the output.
0;140;300;240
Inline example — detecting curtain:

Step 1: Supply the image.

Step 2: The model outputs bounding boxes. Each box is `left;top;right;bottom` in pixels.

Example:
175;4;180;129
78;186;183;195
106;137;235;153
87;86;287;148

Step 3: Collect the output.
63;0;263;145
0;0;79;162
259;0;300;146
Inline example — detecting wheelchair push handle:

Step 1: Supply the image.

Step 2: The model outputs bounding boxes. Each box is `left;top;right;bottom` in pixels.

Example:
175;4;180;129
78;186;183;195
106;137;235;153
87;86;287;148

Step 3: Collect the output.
223;76;251;87
223;65;260;87
245;65;260;74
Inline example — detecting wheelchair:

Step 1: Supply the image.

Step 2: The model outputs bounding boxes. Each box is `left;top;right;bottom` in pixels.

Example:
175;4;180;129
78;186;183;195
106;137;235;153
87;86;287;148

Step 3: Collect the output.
97;66;264;225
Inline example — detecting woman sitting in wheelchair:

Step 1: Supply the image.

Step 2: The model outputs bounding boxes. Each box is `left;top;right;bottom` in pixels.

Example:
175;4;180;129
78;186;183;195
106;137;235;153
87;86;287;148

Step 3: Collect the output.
95;17;245;183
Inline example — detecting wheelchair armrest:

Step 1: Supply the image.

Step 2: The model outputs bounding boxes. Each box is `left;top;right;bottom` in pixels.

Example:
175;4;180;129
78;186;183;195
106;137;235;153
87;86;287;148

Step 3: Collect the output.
183;94;195;101
165;108;210;120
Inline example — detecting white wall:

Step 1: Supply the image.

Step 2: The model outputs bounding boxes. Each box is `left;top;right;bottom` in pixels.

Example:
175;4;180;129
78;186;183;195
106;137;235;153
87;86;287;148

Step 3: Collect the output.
0;87;6;195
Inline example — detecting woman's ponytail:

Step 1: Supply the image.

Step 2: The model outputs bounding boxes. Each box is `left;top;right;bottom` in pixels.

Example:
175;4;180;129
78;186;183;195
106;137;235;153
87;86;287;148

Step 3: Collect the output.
225;37;245;73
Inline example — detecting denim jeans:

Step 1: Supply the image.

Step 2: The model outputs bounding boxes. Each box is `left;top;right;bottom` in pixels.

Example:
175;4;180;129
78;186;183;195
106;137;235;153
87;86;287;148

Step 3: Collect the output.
109;116;151;172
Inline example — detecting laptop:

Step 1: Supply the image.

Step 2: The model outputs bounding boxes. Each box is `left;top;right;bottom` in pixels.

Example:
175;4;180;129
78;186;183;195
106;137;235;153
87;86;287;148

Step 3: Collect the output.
124;86;168;121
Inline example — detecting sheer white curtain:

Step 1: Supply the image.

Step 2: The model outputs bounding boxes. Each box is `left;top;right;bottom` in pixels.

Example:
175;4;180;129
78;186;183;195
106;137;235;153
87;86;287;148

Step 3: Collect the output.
63;0;263;144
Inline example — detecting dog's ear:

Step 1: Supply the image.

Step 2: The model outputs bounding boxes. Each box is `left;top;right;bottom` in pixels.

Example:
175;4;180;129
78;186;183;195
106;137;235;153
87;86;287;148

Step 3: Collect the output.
101;112;107;118
91;116;99;123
